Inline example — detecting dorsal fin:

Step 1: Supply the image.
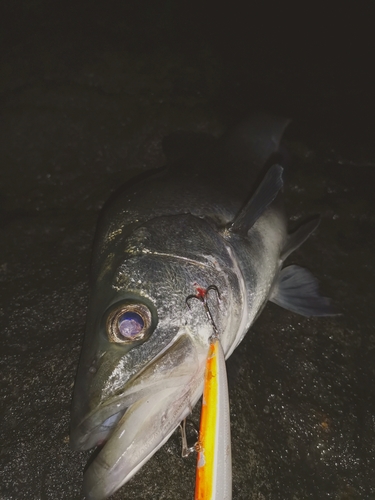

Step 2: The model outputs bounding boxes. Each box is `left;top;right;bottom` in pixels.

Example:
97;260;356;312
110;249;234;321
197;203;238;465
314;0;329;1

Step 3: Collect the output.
229;164;284;235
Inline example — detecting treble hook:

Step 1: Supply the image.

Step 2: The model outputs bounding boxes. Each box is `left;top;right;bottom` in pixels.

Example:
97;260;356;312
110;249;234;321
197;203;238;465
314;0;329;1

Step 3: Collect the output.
186;285;221;340
179;418;199;457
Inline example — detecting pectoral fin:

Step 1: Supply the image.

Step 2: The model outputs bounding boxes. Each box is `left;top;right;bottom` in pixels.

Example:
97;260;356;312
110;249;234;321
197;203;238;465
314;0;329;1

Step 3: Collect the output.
229;164;283;235
281;217;321;261
270;265;338;317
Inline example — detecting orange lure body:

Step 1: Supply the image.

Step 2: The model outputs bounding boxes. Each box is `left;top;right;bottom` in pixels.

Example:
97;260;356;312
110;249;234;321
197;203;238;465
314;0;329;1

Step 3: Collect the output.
195;338;232;500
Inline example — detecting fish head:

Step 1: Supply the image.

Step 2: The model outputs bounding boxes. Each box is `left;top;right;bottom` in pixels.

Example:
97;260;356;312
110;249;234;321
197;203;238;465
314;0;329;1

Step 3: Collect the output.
70;214;244;499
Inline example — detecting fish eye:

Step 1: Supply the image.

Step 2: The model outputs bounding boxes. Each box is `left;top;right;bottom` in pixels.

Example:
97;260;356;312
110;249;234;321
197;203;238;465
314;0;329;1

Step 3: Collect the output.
107;303;152;343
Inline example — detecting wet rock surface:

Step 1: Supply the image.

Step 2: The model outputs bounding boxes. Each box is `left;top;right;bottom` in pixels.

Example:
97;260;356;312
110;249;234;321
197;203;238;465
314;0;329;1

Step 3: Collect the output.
1;2;375;499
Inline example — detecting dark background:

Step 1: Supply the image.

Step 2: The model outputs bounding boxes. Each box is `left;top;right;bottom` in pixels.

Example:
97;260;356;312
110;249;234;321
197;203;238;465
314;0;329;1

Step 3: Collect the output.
3;1;375;128
1;1;375;499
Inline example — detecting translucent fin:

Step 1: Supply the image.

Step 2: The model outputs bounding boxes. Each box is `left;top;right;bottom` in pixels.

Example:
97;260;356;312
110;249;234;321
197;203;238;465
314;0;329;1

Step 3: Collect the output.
281;217;320;261
229;164;283;235
270;265;337;317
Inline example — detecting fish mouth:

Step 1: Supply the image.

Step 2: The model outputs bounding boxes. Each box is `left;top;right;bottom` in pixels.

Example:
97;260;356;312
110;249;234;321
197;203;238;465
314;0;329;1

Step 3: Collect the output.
70;364;191;452
71;333;206;500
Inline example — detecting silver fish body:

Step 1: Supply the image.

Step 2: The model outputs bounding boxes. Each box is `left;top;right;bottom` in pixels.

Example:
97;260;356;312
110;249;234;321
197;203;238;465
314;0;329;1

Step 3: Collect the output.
70;115;333;499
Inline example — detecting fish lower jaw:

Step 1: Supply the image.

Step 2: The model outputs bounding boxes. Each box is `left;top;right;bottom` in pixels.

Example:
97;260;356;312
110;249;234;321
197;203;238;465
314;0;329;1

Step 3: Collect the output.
82;386;196;500
70;408;127;451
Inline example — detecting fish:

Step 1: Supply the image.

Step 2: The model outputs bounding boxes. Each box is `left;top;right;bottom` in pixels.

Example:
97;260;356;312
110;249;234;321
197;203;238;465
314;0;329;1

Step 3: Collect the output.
70;114;335;500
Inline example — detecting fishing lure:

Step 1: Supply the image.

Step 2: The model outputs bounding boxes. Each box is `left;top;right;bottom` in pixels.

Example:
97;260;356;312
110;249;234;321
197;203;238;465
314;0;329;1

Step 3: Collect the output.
186;286;232;500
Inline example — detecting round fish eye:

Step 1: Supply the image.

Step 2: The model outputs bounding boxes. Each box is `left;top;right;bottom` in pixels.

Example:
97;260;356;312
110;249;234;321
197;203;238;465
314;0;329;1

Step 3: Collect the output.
107;303;152;343
118;311;144;338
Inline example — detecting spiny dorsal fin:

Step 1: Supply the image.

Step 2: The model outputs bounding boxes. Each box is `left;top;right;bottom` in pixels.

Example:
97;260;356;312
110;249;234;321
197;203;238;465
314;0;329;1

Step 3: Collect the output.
229;164;283;235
